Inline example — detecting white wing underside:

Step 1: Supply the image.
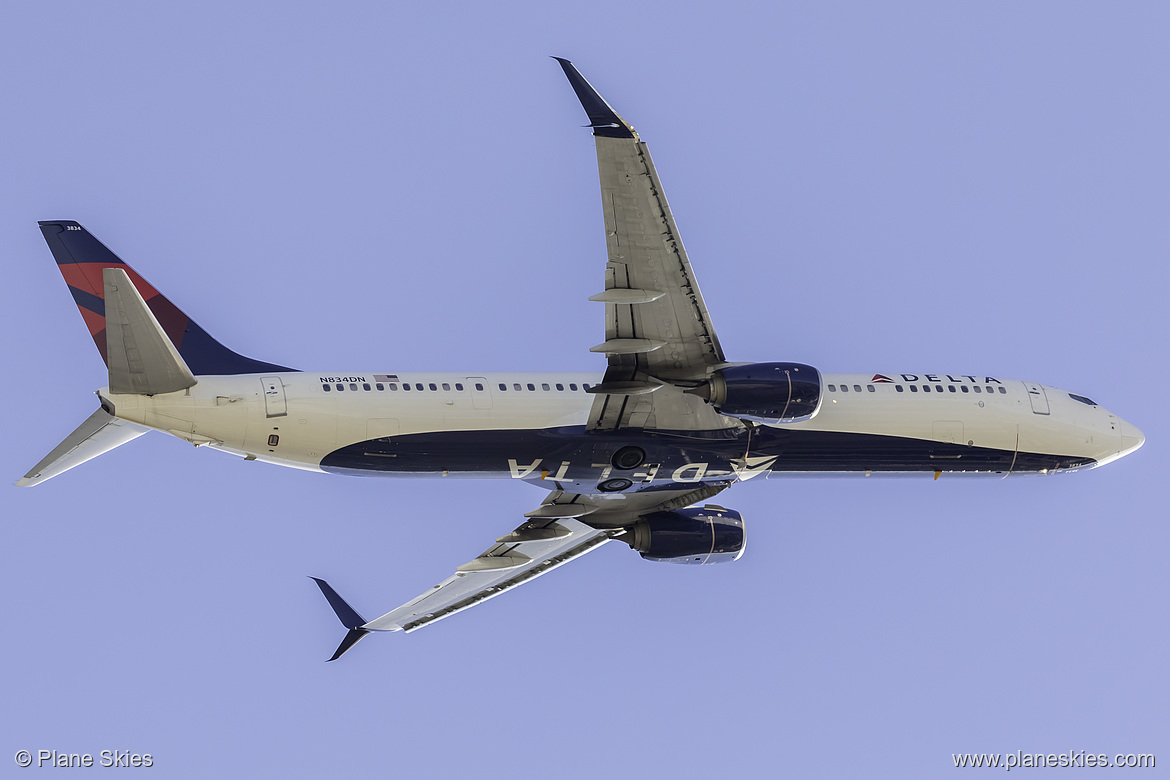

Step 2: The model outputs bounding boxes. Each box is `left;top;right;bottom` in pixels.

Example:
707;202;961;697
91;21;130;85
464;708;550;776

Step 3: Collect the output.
324;60;739;646
363;517;618;632
583;125;734;434
362;483;730;634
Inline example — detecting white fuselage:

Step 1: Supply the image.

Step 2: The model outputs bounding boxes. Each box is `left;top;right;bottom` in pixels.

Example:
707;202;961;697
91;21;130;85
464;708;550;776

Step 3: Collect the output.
100;370;1143;485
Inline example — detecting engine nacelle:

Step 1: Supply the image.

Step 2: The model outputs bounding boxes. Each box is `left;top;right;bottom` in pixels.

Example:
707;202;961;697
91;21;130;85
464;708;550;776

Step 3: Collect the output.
688;362;822;424
627;506;746;564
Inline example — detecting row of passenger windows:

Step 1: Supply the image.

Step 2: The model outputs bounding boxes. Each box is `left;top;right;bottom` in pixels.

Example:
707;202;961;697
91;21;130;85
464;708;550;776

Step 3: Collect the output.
321;381;591;393
324;382;469;393
827;383;1007;394
499;382;588;392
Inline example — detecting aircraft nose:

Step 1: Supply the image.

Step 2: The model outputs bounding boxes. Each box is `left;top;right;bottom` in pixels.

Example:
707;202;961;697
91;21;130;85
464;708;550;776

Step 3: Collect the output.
1119;418;1145;455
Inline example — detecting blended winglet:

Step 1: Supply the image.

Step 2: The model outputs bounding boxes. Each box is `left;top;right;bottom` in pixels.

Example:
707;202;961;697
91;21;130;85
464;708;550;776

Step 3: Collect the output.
310;577;371;662
552;57;637;139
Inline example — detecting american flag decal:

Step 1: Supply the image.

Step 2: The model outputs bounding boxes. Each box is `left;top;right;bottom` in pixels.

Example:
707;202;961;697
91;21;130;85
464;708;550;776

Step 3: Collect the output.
871;374;894;383
374;374;399;383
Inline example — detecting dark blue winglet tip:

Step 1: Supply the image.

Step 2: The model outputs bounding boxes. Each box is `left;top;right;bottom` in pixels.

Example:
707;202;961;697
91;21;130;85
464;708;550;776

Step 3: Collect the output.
310;577;367;628
327;628;371;662
551;57;636;139
310;577;372;662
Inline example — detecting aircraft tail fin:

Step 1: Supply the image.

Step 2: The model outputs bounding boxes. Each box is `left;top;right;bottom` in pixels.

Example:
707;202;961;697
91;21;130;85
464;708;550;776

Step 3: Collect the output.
16;406;149;487
39;221;294;376
310;577;372;662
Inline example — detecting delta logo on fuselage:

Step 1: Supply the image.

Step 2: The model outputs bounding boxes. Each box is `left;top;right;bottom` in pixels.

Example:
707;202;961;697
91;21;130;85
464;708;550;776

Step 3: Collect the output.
872;373;1003;384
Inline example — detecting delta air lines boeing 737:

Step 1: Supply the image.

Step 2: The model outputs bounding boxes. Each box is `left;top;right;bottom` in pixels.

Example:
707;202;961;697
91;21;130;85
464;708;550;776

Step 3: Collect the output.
18;60;1144;660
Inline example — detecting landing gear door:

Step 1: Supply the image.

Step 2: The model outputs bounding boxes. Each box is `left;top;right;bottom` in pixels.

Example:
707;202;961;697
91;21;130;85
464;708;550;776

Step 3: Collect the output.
1022;381;1050;415
262;376;288;418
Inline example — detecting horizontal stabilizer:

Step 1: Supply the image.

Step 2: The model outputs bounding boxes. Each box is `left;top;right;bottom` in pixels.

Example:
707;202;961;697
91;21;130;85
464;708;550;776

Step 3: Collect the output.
104;268;198;395
310;578;371;662
16;407;149;487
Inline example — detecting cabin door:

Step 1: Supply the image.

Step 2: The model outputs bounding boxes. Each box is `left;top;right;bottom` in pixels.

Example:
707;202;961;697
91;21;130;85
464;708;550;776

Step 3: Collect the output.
262;376;287;418
1022;381;1050;415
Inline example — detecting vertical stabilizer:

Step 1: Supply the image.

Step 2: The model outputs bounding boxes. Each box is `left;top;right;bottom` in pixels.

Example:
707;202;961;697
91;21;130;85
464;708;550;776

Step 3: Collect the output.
39;221;294;376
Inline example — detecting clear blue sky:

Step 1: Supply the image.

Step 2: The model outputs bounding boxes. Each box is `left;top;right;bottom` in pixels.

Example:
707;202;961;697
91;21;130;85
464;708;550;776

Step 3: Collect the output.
2;2;1166;777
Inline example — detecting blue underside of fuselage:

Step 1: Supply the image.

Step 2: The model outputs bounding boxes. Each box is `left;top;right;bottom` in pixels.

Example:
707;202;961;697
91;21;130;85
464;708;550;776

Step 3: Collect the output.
318;426;1095;486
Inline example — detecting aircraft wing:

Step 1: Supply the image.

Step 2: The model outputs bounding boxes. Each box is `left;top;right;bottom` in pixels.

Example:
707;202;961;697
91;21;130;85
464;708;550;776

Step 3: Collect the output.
312;484;729;659
555;58;736;433
363;515;616;632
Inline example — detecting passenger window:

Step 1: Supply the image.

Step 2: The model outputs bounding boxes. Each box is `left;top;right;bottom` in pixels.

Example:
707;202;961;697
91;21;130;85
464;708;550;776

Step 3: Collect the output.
923;385;931;393
948;385;955;393
442;383;451;391
998;386;1006;394
363;383;371;391
986;386;994;393
429;383;437;391
960;385;968;393
895;385;903;392
853;385;861;392
828;384;836;392
513;383;522;391
570;383;578;391
840;384;848;393
973;386;981;393
583;383;591;390
375;383;384;391
402;384;411;391
415;383;424;391
323;384;331;392
910;385;918;392
935;385;943;392
556;383;564;391
336;384;344;391
542;383;550;391
527;383;535;391
389;383;398;391
499;384;507;391
867;385;875;392
472;383;481;391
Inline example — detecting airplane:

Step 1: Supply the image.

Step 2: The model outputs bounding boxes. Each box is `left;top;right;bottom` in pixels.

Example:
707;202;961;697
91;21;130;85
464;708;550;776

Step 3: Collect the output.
18;58;1144;661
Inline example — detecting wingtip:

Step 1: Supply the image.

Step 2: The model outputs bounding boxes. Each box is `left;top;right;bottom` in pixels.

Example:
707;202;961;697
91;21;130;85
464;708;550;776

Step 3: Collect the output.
552;58;636;139
326;628;371;662
310;576;368;629
312;577;375;661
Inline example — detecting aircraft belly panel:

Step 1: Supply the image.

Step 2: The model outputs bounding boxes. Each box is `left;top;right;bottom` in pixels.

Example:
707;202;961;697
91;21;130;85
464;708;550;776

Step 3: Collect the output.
318;426;1093;482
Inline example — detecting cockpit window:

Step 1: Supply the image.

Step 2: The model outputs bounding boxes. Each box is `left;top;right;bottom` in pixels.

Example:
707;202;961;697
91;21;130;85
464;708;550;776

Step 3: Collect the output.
1069;393;1097;406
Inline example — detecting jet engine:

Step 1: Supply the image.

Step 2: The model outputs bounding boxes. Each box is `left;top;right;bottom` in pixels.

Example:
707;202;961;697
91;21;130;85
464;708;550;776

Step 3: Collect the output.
626;506;746;564
687;362;822;424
